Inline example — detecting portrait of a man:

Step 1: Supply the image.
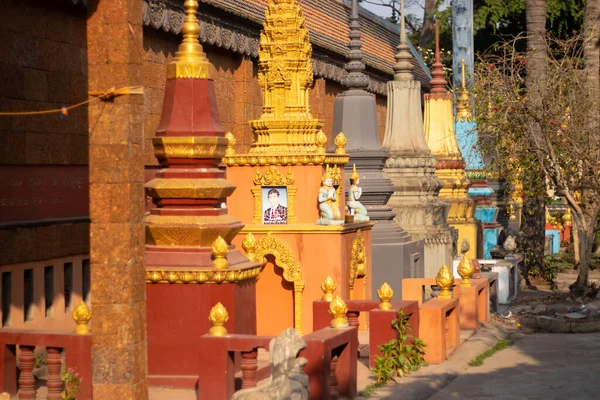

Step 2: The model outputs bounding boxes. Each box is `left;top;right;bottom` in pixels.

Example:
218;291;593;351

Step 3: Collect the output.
262;187;288;225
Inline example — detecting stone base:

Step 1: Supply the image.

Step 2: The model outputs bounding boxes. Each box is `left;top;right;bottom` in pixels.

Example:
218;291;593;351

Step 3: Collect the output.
146;267;257;389
371;219;424;298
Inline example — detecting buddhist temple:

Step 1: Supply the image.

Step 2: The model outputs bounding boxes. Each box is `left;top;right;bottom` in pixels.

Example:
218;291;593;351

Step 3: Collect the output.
424;21;482;260
383;0;455;278
223;0;373;336
331;0;424;296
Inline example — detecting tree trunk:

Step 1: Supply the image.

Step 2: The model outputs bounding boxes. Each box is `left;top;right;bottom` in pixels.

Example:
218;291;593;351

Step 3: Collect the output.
523;0;548;282
418;0;437;48
571;227;594;294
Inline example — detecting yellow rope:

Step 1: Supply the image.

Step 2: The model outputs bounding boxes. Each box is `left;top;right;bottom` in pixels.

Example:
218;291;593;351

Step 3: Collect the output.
0;86;143;117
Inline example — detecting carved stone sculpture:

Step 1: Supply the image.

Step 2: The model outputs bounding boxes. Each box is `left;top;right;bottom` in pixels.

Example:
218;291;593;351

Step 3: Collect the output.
317;171;344;225
232;328;309;400
347;165;369;221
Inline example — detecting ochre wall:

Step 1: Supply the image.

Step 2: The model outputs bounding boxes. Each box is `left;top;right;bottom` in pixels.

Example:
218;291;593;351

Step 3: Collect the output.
0;0;89;266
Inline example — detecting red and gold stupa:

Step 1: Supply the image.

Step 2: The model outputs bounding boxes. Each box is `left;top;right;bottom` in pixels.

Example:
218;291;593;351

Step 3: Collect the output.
144;0;261;389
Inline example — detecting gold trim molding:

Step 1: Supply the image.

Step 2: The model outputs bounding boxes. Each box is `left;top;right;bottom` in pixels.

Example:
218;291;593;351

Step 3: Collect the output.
146;266;262;284
222;153;350;167
153;136;227;160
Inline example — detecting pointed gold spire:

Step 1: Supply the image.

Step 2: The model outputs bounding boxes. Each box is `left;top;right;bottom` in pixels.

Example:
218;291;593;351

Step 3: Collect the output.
456;59;473;120
393;0;415;80
167;0;210;80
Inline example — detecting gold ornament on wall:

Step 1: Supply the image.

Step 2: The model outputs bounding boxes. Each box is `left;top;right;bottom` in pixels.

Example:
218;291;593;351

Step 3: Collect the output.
349;230;367;292
211;236;229;269
377;282;394;311
329;296;349;328
225;132;237;156
145;266;262;284
208;302;229;337
334;132;348;155
321;275;337;302
457;255;473;287
72;300;91;335
242;232;258;262
436;264;454;299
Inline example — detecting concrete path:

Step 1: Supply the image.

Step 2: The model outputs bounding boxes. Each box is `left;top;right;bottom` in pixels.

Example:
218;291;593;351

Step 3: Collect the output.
428;332;600;400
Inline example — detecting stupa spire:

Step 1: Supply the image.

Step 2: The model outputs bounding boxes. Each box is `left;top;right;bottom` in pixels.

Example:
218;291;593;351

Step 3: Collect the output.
393;0;415;80
456;58;473;120
429;21;447;93
341;0;370;90
168;0;210;79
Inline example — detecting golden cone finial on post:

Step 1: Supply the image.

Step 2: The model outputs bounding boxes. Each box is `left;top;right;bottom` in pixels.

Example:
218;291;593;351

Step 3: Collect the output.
72;300;91;335
225;132;237;156
334;132;347;155
456;59;473;120
321;275;337;301
315;130;327;155
436;264;454;299
211;236;229;269
377;282;394;310
329;296;349;328
167;0;210;79
457;255;474;287
208;302;229;336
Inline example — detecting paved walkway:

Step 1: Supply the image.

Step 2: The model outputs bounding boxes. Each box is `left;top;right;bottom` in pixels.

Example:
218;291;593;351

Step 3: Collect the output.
427;332;600;400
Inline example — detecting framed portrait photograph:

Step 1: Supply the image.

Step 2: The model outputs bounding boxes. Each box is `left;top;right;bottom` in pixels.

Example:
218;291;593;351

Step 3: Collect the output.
262;186;288;225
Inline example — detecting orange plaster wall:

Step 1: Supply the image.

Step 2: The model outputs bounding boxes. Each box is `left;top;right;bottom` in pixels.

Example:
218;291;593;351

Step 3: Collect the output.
232;227;372;334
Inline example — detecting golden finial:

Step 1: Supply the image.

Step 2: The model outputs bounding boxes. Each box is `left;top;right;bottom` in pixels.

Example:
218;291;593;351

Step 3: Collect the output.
208;302;229;336
436;264;454;299
334;132;347;155
225;132;237;156
456;58;473;120
321;275;337;301
350;164;360;183
72;300;91;335
167;0;210;79
457;256;473;287
329;296;349;328
242;232;257;262
377;282;394;311
315;130;327;154
211;236;229;269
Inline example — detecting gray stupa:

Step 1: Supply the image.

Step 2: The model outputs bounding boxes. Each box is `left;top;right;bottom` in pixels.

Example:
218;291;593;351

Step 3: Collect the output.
331;0;424;295
382;0;454;276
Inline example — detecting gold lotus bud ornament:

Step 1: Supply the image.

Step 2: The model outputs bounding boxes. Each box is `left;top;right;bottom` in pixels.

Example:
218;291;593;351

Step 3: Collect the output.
321;275;337;301
315;130;327;154
242;232;257;262
436;264;454;299
457;255;474;287
377;282;394;311
329;296;348;328
208;302;229;337
212;236;229;269
72;300;91;335
333;132;347;155
225;132;236;156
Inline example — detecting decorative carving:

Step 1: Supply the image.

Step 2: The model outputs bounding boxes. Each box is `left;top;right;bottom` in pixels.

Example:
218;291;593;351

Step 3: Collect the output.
315;130;327;154
153;136;226;160
377;282;394;310
457;255;473;287
212;236;229;269
225;132;237;156
255;234;304;334
321;275;337;301
146;266;262;284
208;302;229;337
242;232;258;262
317;169;344;225
251;167;298;225
347;165;369;221
349;230;366;292
72;301;91;335
436;264;454;299
329;296;349;328
223;153;349;167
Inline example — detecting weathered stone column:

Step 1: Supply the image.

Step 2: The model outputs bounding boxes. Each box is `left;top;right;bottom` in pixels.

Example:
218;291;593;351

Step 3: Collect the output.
383;0;454;278
87;0;148;398
331;0;423;295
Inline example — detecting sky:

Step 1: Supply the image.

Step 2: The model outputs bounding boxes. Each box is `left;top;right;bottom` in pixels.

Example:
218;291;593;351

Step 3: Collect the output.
359;0;424;21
